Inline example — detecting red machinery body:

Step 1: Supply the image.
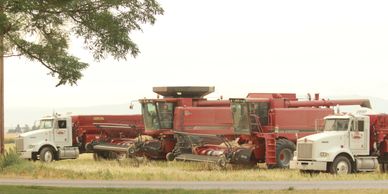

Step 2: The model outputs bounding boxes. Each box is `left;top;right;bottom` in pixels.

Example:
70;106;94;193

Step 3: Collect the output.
369;114;388;154
173;107;234;135
71;115;144;153
167;90;371;167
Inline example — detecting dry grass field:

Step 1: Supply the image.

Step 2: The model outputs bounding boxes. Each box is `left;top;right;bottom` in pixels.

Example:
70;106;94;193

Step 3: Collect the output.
2;133;388;182
0;186;387;194
1;142;388;181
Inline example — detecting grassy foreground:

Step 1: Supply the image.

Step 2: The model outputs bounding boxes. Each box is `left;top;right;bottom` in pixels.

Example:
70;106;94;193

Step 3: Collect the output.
2;142;388;181
0;186;388;194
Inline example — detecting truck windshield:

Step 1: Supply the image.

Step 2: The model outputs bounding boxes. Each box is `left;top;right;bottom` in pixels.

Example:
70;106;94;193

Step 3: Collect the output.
231;102;250;134
142;102;174;130
39;119;54;129
324;119;350;131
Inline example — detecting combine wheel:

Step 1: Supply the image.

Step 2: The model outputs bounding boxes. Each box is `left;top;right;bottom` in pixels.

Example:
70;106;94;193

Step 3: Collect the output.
379;163;388;173
274;139;296;168
166;152;175;161
39;147;55;163
217;155;227;169
329;156;352;174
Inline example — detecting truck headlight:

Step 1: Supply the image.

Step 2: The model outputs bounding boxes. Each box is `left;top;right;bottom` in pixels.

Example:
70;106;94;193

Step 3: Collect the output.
28;145;35;149
320;152;329;157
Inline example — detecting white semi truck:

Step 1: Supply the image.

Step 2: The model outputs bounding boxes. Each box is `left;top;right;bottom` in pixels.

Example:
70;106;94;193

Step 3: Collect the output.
15;114;143;162
290;109;388;174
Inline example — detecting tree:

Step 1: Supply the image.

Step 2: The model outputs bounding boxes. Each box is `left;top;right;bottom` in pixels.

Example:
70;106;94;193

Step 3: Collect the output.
23;124;30;133
14;124;21;133
0;0;164;154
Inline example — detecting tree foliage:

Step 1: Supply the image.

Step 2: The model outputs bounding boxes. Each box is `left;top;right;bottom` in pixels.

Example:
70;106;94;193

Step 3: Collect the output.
0;0;163;86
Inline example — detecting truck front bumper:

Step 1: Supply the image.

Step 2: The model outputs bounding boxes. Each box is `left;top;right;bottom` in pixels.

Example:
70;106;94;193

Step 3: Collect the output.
18;151;32;159
290;160;327;171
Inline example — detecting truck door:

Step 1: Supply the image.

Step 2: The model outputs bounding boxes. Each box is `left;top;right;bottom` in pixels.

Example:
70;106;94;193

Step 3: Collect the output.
349;118;368;155
54;119;71;146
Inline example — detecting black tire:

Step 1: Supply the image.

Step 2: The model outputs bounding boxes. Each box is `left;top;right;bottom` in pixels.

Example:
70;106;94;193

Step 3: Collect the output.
217;155;227;169
274;139;296;168
329;156;352;174
380;163;388;173
93;152;101;161
39;147;55;163
93;152;111;161
166;152;175;161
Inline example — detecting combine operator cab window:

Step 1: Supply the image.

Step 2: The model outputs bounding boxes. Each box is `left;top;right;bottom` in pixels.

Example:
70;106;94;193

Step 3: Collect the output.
142;102;174;130
231;102;250;134
248;102;269;126
157;102;174;129
324;119;350;131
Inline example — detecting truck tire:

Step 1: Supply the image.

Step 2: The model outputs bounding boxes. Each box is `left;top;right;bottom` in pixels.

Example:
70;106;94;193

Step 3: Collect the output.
274;139;296;168
329;156;352;174
39;147;55;163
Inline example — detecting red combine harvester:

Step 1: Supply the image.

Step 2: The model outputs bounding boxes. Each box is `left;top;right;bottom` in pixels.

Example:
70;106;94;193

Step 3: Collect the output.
15;114;143;162
167;93;371;168
90;86;233;160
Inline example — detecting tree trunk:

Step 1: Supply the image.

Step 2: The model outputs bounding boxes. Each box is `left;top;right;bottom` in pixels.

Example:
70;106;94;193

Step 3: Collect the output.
0;33;4;154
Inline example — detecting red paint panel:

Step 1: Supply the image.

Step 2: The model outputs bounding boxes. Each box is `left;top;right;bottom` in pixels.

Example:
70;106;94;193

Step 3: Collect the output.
271;108;333;130
71;115;144;146
174;107;234;135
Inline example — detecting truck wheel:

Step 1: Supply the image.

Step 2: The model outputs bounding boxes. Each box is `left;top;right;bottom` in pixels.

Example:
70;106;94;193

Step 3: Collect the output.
275;139;296;168
39;147;55;163
380;163;388;173
329;156;352;174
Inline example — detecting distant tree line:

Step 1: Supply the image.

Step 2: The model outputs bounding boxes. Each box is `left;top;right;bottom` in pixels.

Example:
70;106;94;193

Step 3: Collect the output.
8;124;36;133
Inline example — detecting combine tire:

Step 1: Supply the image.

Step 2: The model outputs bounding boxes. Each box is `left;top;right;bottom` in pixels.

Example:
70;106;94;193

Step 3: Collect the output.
39;147;55;163
329;156;352;174
274;139;296;168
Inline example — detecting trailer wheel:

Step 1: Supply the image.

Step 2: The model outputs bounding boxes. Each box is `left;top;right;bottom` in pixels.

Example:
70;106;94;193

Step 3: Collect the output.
166;152;175;161
274;139;296;168
39;147;55;163
217;155;227;169
329;156;352;174
380;163;388;173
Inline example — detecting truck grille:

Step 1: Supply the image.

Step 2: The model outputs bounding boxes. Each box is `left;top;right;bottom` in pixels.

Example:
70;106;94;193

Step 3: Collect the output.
15;138;24;152
297;143;313;159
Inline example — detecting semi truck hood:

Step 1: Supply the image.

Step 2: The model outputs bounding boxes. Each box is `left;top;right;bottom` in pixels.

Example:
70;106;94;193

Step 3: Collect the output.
20;129;51;138
298;131;347;143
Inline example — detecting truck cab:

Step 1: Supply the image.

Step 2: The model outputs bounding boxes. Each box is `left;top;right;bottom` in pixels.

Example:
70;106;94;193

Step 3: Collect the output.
15;114;79;162
290;110;378;174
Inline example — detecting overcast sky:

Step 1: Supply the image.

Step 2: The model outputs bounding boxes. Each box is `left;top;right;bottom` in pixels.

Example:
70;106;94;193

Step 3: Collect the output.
5;1;388;112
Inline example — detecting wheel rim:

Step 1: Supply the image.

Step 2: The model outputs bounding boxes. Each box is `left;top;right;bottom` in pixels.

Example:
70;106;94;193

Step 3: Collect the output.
44;151;53;162
279;148;292;166
336;161;349;174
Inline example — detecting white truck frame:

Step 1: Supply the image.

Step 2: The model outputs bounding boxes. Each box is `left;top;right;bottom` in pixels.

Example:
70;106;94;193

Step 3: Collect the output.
15;114;79;162
290;110;379;174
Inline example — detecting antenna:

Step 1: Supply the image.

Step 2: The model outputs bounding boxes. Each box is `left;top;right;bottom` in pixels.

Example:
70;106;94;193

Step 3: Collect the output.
335;104;340;114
